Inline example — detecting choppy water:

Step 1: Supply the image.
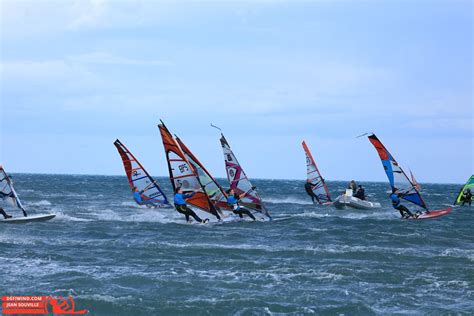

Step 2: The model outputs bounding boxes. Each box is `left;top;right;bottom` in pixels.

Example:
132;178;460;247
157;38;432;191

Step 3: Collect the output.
1;174;473;315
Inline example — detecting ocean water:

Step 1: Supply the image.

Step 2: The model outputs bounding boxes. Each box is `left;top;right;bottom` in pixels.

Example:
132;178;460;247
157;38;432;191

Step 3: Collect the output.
1;174;473;315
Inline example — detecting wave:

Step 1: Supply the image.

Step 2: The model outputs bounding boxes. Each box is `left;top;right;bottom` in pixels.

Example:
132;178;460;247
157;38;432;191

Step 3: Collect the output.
88;208;179;223
263;197;313;205
53;211;94;222
28;200;52;206
291;210;392;220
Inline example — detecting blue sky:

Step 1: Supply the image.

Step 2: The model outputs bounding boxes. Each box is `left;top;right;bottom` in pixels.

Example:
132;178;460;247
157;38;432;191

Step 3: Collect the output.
0;0;472;183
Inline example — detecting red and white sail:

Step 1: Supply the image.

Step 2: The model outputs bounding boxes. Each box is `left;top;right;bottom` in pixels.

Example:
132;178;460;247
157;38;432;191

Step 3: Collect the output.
113;139;170;207
302;141;331;203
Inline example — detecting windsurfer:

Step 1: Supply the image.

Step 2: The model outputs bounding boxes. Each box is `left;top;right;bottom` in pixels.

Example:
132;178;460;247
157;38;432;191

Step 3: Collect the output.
226;189;256;220
462;188;472;206
174;187;208;223
304;180;320;204
391;188;414;218
0;207;12;219
132;187;145;204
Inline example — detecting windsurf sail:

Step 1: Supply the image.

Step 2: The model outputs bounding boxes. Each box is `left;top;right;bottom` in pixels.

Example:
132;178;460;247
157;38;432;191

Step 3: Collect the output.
302;141;331;203
175;137;230;210
218;133;271;219
454;175;474;205
158;122;221;218
367;134;428;210
113;139;170;207
0;166;27;217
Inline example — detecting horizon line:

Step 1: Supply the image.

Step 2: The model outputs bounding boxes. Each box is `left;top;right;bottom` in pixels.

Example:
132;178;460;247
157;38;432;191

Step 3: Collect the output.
8;171;467;185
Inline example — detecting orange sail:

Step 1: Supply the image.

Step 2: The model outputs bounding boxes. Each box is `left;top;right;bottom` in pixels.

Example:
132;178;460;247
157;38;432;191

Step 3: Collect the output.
158;122;220;218
175;137;231;211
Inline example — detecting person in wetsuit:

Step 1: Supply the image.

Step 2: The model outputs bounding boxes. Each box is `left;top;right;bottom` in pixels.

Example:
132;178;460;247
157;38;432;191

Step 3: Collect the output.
391;188;414;218
304;180;320;204
0;207;12;219
462;188;472;206
354;185;366;200
174;187;208;223
226;189;256;220
132;187;145;205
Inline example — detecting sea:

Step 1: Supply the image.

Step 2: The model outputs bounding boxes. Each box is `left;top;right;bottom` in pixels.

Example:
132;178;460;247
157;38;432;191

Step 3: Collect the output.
1;174;472;315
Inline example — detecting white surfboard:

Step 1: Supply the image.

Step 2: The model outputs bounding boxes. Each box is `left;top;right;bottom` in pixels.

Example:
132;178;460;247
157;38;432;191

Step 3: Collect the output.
0;214;56;223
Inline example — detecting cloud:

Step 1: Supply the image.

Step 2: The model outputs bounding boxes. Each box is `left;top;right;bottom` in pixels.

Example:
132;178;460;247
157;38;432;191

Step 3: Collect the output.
68;0;108;30
1;60;100;97
67;52;173;66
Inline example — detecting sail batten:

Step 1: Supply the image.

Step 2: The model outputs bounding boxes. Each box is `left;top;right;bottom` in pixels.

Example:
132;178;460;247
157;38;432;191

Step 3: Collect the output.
113;139;169;207
302;141;331;203
367;134;428;210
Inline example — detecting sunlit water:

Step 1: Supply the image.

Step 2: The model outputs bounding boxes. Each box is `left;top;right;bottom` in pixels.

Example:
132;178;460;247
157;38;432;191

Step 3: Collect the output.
1;174;472;315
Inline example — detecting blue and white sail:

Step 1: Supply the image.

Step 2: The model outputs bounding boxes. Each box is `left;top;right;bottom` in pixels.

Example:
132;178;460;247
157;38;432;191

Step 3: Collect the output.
0;166;27;216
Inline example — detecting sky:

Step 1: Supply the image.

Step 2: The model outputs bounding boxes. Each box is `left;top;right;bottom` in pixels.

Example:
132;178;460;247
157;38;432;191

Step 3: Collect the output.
0;0;472;183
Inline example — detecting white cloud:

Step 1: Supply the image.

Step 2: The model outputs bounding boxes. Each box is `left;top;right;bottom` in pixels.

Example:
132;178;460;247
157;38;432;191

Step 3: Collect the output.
1;59;100;96
67;52;173;66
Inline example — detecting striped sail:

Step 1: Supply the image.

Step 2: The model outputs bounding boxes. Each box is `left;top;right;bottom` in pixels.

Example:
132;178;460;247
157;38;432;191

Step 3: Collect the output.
0;166;27;217
219;134;271;219
114;139;169;207
302;141;331;203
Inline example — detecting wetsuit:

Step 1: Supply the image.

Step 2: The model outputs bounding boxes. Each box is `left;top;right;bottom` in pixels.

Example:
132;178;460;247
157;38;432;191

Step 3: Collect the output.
227;195;256;220
0;207;12;219
354;188;365;200
174;192;204;223
462;191;472;206
391;193;414;218
304;182;320;204
133;191;144;205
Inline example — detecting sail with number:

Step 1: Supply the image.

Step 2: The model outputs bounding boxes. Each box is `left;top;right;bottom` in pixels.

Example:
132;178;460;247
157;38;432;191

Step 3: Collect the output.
175;137;230;210
367;134;428;210
0;166;27;217
158;122;220;218
302;141;331;203
114;139;170;207
454;175;474;205
218;133;271;219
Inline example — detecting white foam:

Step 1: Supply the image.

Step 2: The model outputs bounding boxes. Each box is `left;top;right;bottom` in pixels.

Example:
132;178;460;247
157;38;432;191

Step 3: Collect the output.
90;208;178;223
440;248;474;262
28;200;52;206
53;211;93;222
264;197;313;205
